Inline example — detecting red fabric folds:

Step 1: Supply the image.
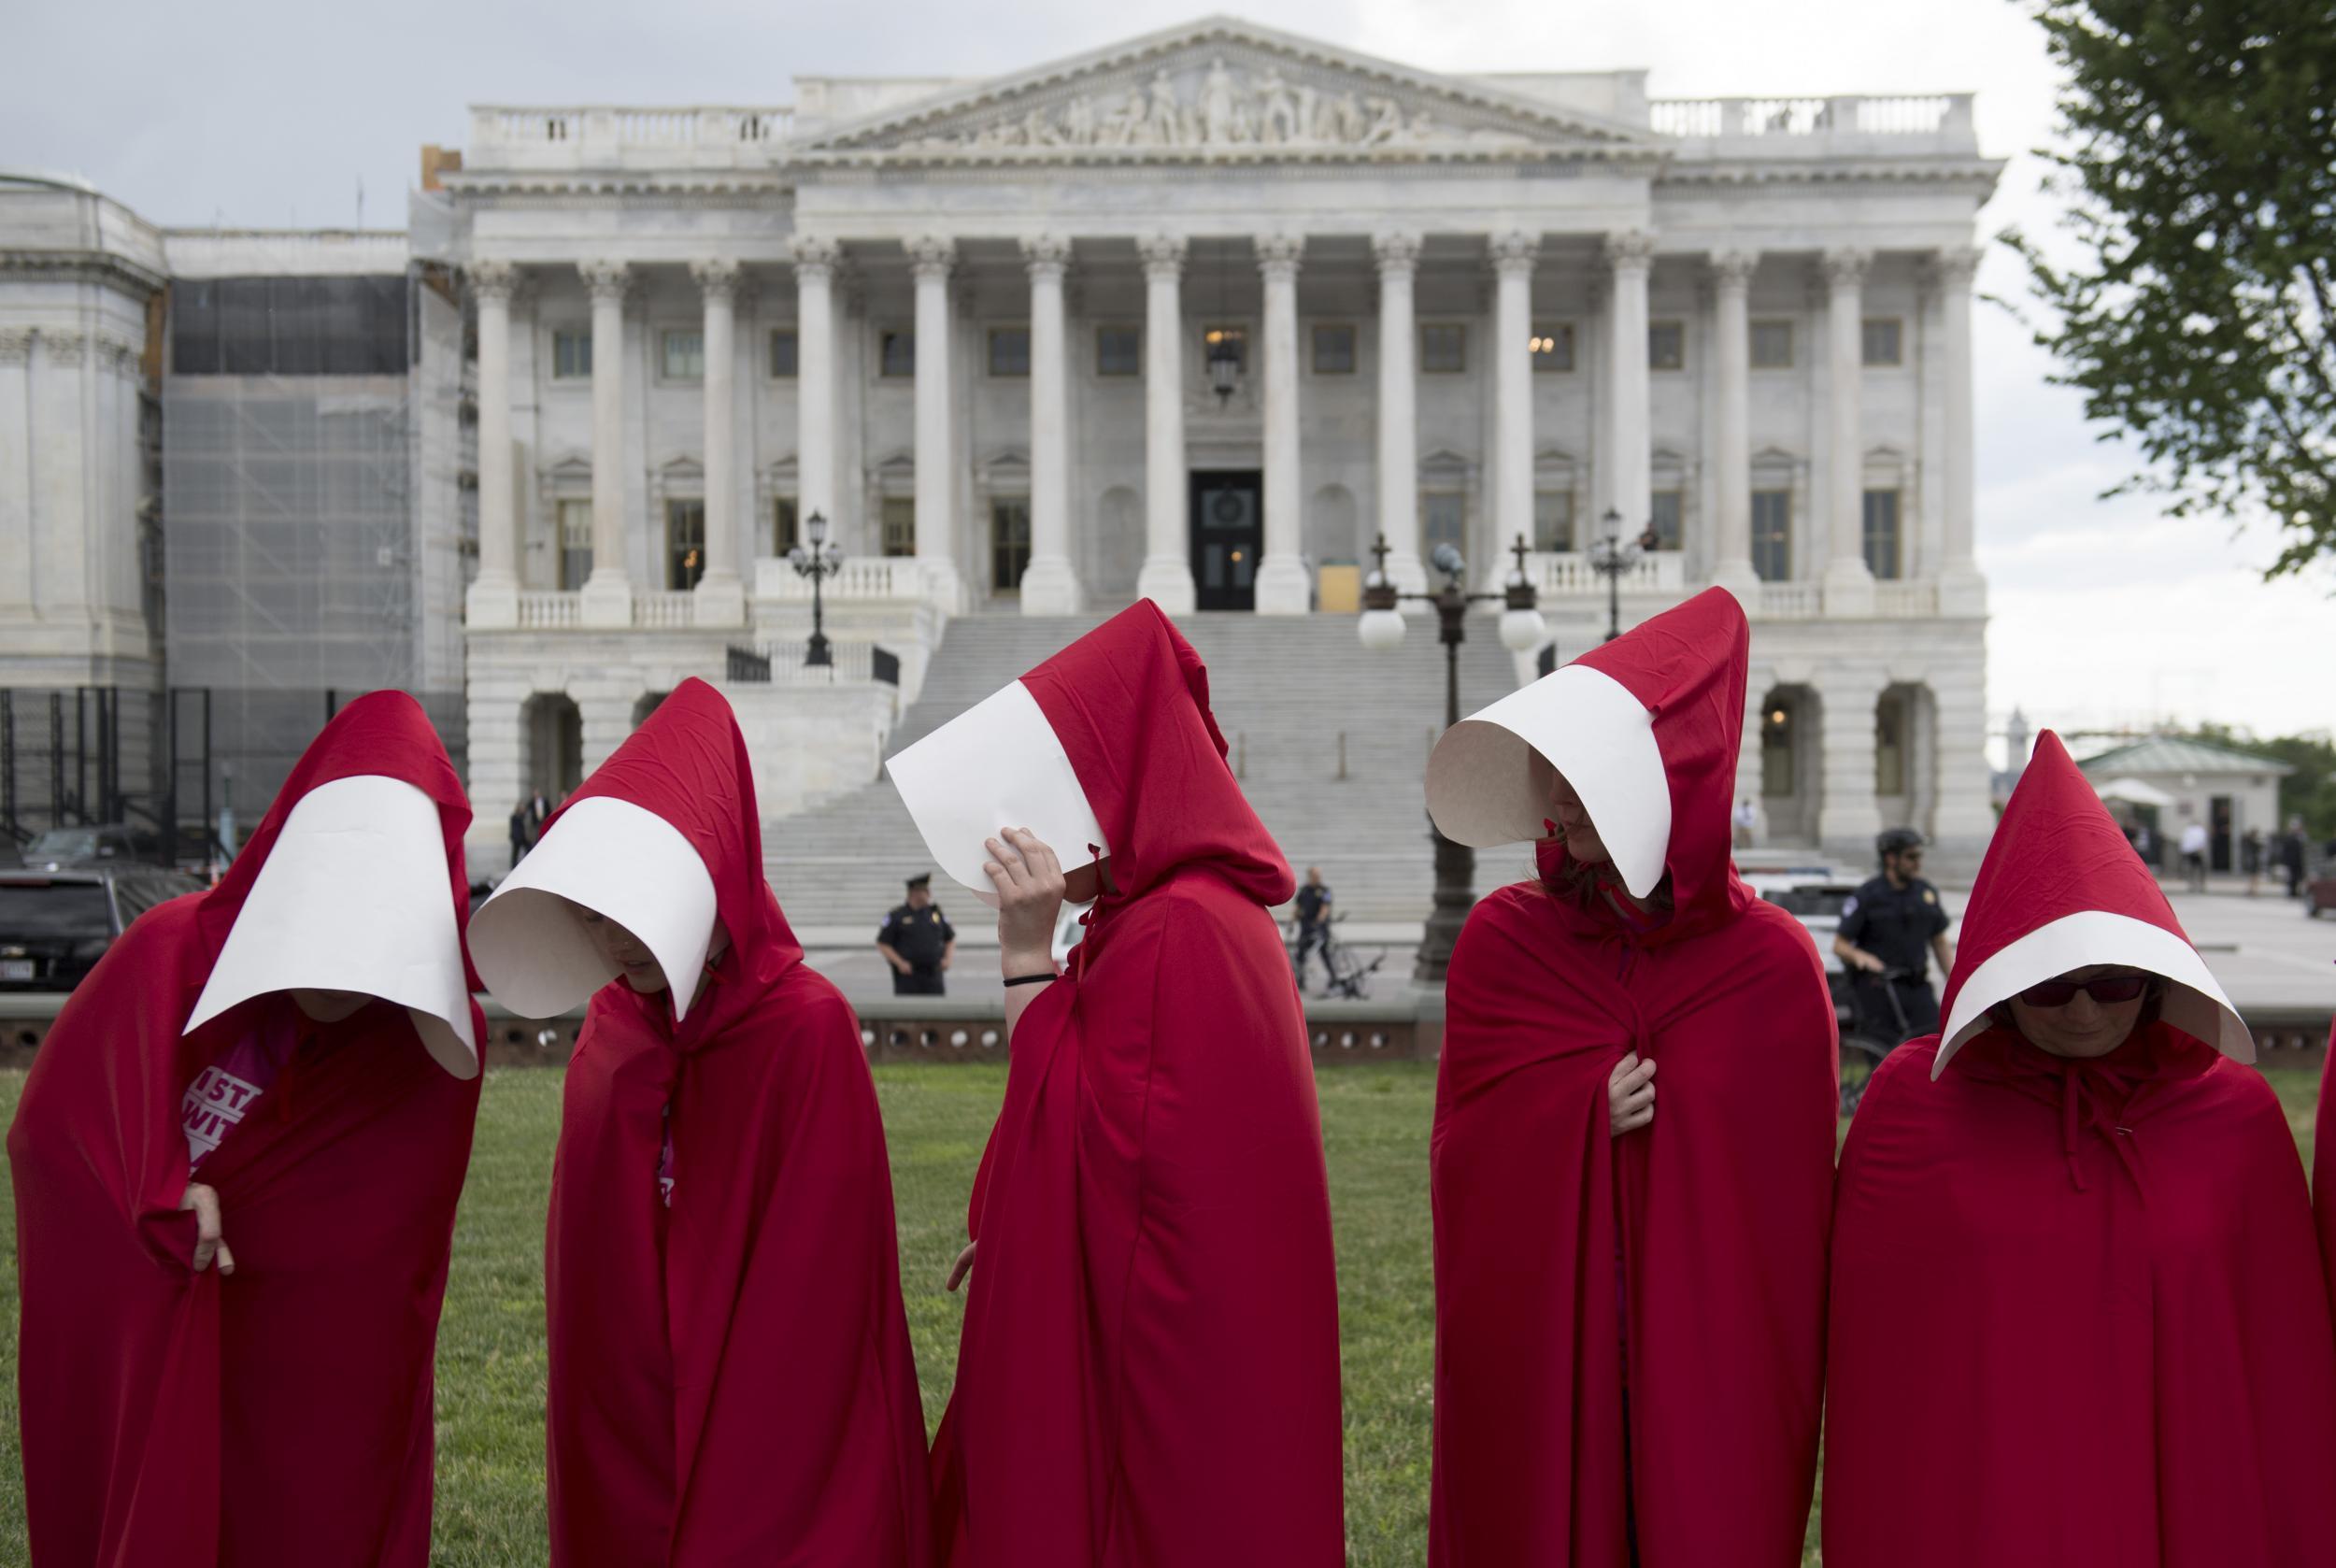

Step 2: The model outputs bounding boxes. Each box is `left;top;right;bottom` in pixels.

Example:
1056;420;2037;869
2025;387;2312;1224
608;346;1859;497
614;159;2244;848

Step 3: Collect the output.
7;691;482;1567
543;677;929;1567
2317;1019;2336;1319
930;601;1346;1567
1430;589;1839;1565
1826;1026;2336;1565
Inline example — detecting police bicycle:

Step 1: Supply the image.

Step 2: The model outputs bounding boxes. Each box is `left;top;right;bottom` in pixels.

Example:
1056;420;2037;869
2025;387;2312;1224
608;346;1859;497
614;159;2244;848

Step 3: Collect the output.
1838;964;1923;1117
1290;913;1387;1001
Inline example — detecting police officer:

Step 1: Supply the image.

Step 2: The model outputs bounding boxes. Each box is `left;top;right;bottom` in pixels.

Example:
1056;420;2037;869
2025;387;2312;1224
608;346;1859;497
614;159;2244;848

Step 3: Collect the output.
1832;827;1956;1044
877;871;955;996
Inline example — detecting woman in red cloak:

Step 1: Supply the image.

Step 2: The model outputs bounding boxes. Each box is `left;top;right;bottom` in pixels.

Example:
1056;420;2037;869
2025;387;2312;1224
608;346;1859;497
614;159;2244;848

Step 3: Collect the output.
1825;730;2336;1564
889;600;1346;1567
1425;587;1839;1566
465;677;928;1568
8;691;484;1566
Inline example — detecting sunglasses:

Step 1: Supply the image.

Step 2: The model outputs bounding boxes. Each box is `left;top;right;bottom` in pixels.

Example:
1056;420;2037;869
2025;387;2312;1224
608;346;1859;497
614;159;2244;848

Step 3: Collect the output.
2016;973;2150;1008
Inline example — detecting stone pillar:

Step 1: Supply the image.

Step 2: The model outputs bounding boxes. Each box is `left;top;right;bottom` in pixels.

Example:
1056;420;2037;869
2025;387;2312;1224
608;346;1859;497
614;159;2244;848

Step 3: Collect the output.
578;259;634;628
1604;231;1655;536
466;261;521;628
1490;232;1538;571
1708;248;1759;593
1019;235;1080;614
691;257;747;625
1817;665;1885;856
1253;233;1310;615
0;330;30;620
1372;230;1427;598
791;236;842;546
1135;234;1196;615
1930;663;1997;860
908;235;963;610
1821;247;1875;614
1737;675;1772;844
1934;245;1987;614
578;691;637;777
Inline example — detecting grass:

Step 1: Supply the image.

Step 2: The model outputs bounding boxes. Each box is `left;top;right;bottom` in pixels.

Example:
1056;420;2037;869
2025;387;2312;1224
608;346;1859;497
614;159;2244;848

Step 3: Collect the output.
0;1062;2323;1565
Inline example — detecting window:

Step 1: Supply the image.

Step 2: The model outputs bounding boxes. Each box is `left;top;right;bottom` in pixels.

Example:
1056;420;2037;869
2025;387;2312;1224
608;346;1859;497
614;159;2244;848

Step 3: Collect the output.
552;330;591;379
988;326;1030;378
1202;324;1247;375
1420;323;1467;374
661;330;704;381
665;499;705;590
773;496;798;554
1311;323;1357;374
557;499;593;590
1095;324;1140;377
1533;490;1575;551
1875;691;1909;796
1648;320;1686;371
1862;488;1902;578
1649;490;1684;550
1531;321;1574;372
880;495;916;557
1861;318;1903;367
879;329;915;378
990;497;1032;592
1421;491;1466;554
1751;490;1791;581
768;329;797;378
1750;319;1793;369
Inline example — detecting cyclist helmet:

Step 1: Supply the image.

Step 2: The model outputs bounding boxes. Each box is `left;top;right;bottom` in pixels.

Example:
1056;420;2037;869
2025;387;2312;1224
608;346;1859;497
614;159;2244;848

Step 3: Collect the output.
1876;827;1927;864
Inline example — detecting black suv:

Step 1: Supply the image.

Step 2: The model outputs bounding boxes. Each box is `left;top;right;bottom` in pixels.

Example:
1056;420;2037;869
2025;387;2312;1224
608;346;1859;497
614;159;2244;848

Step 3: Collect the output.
0;865;205;991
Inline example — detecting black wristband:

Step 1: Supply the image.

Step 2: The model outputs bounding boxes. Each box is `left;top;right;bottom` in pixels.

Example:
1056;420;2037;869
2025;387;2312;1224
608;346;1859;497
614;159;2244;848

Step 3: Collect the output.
1003;971;1056;987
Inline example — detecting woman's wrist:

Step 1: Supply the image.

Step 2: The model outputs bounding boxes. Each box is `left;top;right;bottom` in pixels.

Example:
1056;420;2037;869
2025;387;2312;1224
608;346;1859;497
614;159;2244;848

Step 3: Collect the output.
999;947;1054;978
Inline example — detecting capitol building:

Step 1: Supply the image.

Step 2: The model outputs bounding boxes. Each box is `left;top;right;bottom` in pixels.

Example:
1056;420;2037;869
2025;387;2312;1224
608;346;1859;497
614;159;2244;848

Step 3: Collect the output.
0;17;2002;907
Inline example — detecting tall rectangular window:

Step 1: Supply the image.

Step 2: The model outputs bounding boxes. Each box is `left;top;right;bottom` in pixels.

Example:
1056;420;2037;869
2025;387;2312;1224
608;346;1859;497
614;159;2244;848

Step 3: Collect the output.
1531;321;1574;372
661;330;704;381
1750;320;1794;369
1861;318;1903;366
990;497;1033;592
557;499;593;590
773;496;798;554
1421;491;1466;554
665;499;705;590
1095;324;1140;377
1420;323;1468;374
988;326;1030;378
1648;320;1686;371
1752;490;1791;581
1649;490;1684;550
1862;488;1903;578
1533;490;1575;551
1311;322;1356;374
880;496;916;557
768;329;798;378
552;330;592;379
879;330;915;378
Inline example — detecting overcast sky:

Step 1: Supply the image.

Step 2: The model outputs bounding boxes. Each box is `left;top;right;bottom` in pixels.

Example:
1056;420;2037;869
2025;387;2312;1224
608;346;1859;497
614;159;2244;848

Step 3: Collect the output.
7;0;2329;744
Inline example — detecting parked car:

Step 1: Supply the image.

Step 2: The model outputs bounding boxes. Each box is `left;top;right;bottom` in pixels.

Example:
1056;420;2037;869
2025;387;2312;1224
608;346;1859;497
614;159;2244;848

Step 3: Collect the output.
19;821;165;870
0;864;205;991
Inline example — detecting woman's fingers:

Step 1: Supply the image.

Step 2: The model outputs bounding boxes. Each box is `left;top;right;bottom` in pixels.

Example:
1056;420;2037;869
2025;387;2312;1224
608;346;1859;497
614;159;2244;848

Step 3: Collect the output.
946;1241;976;1292
215;1239;236;1276
181;1183;226;1273
1617;1104;1655;1132
1006;827;1065;891
1617;1083;1656;1114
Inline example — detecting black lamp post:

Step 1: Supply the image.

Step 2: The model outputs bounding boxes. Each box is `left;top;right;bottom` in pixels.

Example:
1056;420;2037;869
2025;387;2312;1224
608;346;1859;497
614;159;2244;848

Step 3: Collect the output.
787;509;844;668
1358;532;1545;983
1589;506;1660;644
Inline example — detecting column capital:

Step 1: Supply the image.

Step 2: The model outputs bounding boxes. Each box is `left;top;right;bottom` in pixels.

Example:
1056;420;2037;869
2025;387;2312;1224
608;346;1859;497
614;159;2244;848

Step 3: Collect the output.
41;329;87;363
1254;233;1304;279
0;327;34;365
578;259;632;303
789;234;844;280
1821;247;1873;290
1372;229;1423;274
906;234;955;281
689;256;744;300
1137;232;1188;278
469;258;522;304
1709;248;1760;289
1602;229;1657;272
1020;234;1073;280
1925;245;1984;288
1488;230;1540;275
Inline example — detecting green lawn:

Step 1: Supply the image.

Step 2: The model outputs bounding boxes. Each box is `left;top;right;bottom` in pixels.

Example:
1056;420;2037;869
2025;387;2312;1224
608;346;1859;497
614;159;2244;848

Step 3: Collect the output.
0;1062;2323;1565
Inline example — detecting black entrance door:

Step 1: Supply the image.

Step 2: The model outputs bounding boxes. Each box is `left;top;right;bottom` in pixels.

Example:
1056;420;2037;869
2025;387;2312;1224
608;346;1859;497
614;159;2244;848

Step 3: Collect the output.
1190;470;1263;611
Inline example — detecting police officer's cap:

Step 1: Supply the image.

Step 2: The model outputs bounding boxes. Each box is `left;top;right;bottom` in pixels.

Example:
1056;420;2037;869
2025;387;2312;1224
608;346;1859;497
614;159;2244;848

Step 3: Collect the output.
1876;827;1927;861
905;871;933;891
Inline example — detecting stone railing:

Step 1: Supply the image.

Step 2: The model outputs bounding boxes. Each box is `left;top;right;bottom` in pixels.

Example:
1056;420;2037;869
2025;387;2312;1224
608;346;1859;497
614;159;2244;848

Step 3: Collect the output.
464;105;795;171
1874;579;1941;619
1756;582;1822;620
1649;93;1974;151
1533;550;1687;596
515;591;580;630
762;556;924;602
632;591;697;629
754;640;879;684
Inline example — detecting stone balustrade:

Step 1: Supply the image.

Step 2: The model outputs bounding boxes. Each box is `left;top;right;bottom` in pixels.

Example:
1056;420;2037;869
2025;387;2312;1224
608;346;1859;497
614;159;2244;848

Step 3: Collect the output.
1649;93;1973;150
1534;550;1685;596
465;105;795;169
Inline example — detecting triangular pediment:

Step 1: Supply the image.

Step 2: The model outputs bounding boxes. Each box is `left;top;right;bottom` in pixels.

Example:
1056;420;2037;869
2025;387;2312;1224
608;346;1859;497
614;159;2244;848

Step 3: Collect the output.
801;17;1655;164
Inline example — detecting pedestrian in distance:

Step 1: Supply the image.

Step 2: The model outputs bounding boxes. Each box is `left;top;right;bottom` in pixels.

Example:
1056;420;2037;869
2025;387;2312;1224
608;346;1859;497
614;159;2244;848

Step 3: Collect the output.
1291;863;1333;993
1833;827;1955;1046
8;691;483;1566
509;794;535;864
1825;731;2336;1563
2178;817;2209;891
877;872;956;995
467;677;929;1568
1424;588;1838;1566
2281;816;2309;899
891;600;1346;1568
2241;825;2264;897
1732;795;1758;849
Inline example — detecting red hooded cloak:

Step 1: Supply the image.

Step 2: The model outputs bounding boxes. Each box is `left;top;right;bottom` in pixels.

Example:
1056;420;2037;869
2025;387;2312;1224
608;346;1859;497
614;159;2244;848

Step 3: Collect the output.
2317;1019;2336;1318
1428;588;1839;1566
504;678;929;1567
924;601;1346;1567
1825;732;2336;1564
7;691;484;1566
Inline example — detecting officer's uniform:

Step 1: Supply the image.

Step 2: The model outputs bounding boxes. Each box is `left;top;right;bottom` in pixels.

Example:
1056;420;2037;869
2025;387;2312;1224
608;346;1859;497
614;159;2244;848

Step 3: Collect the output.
878;891;955;996
1837;874;1949;1043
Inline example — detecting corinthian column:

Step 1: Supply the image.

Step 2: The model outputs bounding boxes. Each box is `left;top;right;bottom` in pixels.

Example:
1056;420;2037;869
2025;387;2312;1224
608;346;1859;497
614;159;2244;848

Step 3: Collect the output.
1018;235;1080;614
466;259;521;628
691;257;746;625
1933;245;1987;614
1253;233;1310;615
908;235;963;611
1604;231;1655;537
578;259;634;629
1135;235;1196;614
1822;246;1875;615
1709;248;1759;593
1490;232;1538;576
1372;231;1426;599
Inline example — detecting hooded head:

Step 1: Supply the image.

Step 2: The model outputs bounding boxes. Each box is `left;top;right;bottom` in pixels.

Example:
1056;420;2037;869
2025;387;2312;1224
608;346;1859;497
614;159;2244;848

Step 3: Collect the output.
185;691;479;1079
1424;587;1749;919
468;678;799;1033
1933;729;2247;1076
889;600;1292;910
